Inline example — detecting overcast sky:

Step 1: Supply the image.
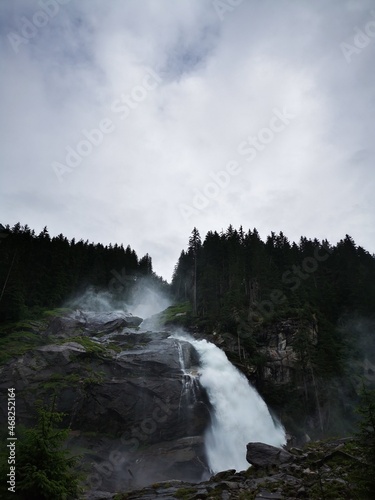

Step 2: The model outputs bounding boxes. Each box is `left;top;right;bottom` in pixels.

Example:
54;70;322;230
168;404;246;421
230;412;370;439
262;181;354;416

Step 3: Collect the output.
1;0;374;281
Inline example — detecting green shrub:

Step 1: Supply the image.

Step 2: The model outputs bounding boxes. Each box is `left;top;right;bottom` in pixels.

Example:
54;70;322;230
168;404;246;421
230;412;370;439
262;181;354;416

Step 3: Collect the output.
0;398;82;499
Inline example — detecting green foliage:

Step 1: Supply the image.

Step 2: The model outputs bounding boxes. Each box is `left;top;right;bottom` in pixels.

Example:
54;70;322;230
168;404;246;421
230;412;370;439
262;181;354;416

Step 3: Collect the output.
40;370;105;396
59;336;121;360
60;336;106;354
42;308;74;318
0;329;43;365
40;373;81;390
151;302;192;326
0;398;82;499
175;487;198;498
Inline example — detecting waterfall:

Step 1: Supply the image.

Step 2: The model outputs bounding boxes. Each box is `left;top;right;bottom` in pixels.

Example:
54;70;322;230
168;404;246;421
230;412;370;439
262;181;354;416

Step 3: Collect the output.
171;333;286;473
176;341;200;412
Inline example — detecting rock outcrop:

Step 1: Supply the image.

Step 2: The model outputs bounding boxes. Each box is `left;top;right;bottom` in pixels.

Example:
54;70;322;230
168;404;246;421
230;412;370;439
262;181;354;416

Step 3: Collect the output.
246;443;293;468
0;310;211;494
256;318;318;385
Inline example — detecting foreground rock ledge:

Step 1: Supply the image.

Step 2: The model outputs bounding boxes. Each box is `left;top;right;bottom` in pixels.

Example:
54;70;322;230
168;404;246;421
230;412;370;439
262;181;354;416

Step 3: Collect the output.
101;438;362;499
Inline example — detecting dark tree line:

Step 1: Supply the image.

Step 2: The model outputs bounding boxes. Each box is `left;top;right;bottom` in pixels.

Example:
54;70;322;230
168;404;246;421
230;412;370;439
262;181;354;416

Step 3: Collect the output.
172;226;375;329
2;220;375;335
0;223;167;322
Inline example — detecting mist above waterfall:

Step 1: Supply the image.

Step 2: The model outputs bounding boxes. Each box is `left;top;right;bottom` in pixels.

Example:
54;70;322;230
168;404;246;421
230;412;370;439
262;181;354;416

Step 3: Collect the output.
129;280;171;319
171;332;286;472
65;277;171;319
66;287;120;312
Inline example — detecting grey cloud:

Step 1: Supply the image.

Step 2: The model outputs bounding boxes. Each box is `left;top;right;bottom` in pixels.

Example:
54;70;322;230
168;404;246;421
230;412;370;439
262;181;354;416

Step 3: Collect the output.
1;0;374;281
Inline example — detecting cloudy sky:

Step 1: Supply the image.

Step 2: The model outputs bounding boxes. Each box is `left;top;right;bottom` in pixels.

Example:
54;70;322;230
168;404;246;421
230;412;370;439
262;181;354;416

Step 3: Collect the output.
1;0;374;281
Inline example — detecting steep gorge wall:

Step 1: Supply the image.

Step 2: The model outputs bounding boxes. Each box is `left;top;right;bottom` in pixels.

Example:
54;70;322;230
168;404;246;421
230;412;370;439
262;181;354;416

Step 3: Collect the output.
170;311;361;441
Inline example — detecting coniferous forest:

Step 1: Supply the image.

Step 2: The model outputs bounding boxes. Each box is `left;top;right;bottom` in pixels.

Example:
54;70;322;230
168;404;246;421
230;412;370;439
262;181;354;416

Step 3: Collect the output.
172;225;375;327
0;223;167;322
3;222;374;327
1;221;375;436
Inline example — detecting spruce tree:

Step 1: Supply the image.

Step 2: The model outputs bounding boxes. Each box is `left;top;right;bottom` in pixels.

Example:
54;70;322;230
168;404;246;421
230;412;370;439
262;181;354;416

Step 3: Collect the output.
0;398;82;499
188;228;201;315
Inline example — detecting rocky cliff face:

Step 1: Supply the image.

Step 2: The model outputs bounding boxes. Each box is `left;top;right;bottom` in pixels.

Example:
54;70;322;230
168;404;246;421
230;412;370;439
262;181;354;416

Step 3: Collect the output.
222;318;318;386
0;311;211;495
169;313;340;440
255;317;318;385
186;313;362;441
146;307;320;388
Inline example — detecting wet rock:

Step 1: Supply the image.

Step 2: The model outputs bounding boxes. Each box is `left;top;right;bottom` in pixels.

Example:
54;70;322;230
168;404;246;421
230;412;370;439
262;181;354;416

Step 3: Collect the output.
255;490;283;499
45;310;143;339
246;442;294;467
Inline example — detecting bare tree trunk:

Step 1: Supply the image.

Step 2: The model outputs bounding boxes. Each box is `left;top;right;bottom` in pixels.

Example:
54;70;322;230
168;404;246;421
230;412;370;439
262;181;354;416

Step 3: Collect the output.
311;365;324;433
193;255;197;315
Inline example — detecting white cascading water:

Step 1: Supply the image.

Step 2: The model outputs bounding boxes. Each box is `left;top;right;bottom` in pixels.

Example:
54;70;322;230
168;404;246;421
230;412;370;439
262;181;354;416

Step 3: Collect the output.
171;333;286;473
176;342;200;412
